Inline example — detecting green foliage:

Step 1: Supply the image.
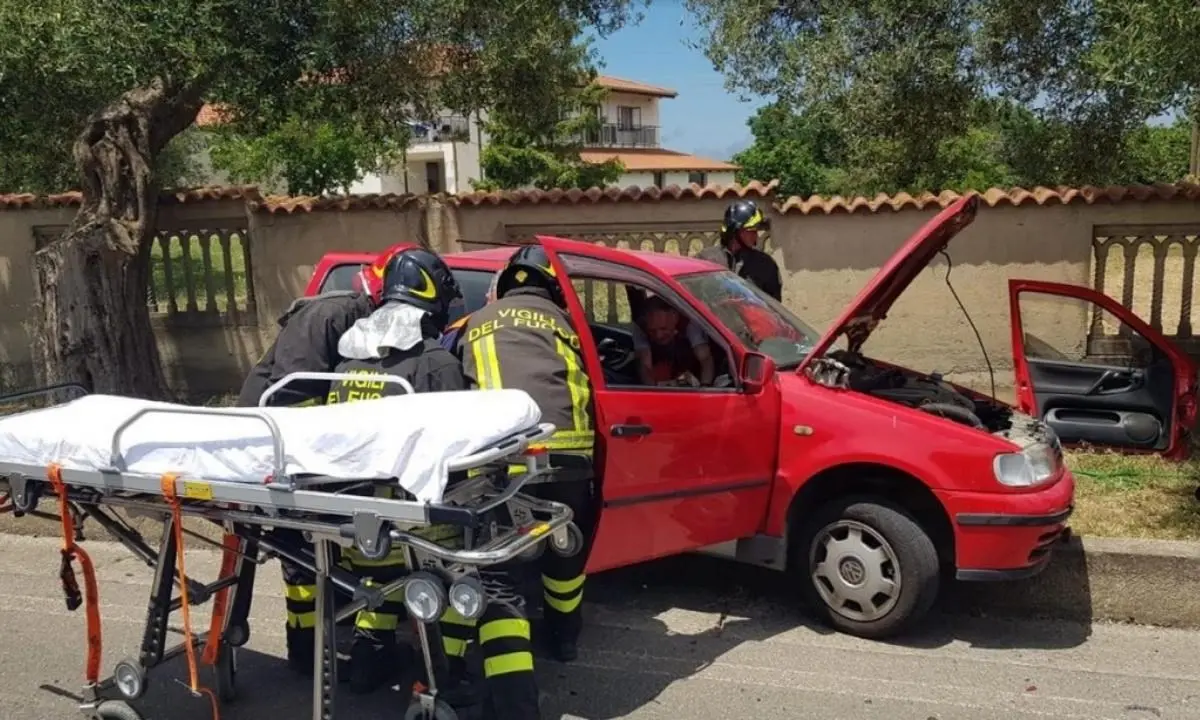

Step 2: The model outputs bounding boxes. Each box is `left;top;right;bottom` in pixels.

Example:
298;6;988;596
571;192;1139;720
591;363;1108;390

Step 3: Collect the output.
688;0;1200;196
207;118;407;196
0;0;639;194
473;55;627;191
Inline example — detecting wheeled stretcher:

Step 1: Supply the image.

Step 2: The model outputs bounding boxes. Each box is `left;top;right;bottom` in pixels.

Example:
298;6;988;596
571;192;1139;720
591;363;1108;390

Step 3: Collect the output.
0;373;583;720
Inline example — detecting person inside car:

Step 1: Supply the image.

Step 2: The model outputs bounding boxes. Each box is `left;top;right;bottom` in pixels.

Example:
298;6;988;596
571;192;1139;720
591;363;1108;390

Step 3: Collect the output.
632;295;715;387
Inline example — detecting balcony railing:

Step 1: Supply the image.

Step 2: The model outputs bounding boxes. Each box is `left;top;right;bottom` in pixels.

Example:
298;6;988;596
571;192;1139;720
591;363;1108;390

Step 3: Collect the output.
580;123;660;148
409;116;471;144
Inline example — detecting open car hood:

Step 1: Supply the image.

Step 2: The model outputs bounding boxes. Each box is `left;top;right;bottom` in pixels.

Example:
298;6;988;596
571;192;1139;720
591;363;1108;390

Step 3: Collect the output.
797;195;980;372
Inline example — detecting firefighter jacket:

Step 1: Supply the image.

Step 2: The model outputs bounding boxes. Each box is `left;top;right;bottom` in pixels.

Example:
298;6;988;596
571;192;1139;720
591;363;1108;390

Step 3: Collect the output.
236;291;374;408
459;287;594;455
327;338;467;403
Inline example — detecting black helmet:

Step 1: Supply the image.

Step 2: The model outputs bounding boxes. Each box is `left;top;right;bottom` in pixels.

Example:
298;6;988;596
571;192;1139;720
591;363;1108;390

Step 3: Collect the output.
495;245;563;305
379;247;462;328
722;200;768;236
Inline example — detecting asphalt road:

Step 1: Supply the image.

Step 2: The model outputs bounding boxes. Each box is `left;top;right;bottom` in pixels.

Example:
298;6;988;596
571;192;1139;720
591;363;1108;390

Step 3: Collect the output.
1;534;1198;720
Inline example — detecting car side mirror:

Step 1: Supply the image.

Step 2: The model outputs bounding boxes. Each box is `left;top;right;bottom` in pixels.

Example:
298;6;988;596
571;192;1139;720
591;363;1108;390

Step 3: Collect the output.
741;352;776;394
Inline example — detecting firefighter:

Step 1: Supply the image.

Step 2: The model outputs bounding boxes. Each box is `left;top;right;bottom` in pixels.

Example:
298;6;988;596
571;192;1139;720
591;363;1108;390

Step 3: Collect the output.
234;242;409;676
324;246;468;693
460;245;597;677
698;199;784;301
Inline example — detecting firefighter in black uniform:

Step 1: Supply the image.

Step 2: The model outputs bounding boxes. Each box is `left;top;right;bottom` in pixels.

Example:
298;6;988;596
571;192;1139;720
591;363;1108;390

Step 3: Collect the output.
234;242;409;676
324;246;468;694
697;199;784;301
459;246;597;679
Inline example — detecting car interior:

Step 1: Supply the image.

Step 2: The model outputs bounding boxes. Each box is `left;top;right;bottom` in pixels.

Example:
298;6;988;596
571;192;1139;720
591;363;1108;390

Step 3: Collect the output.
576;278;736;390
1021;320;1175;452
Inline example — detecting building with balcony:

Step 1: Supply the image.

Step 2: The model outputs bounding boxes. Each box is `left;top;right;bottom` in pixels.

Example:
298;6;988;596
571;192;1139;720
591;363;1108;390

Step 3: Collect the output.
186;73;737;195
579;75;739;189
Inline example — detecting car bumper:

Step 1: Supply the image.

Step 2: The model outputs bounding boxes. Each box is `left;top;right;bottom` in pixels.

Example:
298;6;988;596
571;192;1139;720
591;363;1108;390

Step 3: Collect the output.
940;469;1076;582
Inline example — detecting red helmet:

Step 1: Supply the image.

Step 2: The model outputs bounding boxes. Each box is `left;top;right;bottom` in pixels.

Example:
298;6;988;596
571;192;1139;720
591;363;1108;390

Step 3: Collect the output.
360;242;417;304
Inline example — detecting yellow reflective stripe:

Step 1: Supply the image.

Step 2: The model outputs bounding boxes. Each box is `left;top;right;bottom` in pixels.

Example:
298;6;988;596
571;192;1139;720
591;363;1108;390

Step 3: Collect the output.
479;618;531;644
544;593;583;614
443;637;470;658
547;431;594;451
555;336;590;434
440;607;476;627
285;585;316;602
484;652;535;677
344;549;408;568
355;611;399;631
472;334;503;389
287;611;316;629
543;574;585;595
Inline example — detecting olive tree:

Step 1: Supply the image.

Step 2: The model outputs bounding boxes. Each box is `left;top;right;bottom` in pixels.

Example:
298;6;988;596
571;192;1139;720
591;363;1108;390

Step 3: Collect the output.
0;0;634;397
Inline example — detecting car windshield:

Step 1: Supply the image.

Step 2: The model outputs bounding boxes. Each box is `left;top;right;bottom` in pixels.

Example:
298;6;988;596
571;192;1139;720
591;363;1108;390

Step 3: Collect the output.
678;270;821;369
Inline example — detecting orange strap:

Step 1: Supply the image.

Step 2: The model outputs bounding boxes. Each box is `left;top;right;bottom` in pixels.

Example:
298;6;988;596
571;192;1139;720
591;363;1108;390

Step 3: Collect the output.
46;464;102;685
201;534;241;666
160;474;220;720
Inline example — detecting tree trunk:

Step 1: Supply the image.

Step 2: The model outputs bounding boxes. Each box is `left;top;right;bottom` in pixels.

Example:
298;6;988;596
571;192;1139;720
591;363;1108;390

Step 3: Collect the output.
31;79;205;399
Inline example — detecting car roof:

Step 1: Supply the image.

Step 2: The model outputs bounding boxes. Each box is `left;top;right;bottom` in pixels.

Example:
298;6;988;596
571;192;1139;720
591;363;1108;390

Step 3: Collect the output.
323;244;724;277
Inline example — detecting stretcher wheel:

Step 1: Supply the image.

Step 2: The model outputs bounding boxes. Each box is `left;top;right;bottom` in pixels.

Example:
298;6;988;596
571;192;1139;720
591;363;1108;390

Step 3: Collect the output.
213;644;238;703
549;522;583;558
112;658;147;700
403;697;458;720
91;700;144;720
518;540;546;561
224;620;250;647
356;529;392;562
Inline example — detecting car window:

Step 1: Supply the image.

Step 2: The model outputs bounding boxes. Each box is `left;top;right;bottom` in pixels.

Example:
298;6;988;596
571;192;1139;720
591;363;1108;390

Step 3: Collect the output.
450;269;495;324
678;270;821;369
319;263;367;293
573;278;633;327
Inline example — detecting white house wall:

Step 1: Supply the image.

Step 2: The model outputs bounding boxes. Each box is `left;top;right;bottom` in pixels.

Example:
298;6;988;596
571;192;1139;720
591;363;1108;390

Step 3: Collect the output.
598;91;661;128
616;170;738;189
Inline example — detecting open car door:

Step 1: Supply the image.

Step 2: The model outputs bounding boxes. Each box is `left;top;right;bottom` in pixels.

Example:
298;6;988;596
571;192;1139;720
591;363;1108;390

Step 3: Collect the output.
1009;279;1198;459
538;236;779;574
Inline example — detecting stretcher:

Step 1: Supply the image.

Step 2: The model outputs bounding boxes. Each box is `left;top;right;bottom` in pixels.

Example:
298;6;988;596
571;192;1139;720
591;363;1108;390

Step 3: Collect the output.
0;374;583;720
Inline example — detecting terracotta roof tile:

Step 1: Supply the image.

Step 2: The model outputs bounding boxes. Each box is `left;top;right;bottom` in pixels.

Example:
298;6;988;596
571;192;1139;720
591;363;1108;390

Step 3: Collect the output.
580;149;738;172
776;183;1200;215
454;181;778;206
253;193;425;214
0;185;261;211
594;75;678;98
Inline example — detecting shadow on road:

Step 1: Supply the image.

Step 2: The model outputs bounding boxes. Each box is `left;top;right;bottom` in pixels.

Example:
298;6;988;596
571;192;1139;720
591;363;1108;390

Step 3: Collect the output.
539;547;1092;719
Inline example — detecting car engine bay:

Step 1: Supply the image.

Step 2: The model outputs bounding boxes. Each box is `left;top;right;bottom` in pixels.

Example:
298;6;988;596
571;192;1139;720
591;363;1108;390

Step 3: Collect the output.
807;349;1018;433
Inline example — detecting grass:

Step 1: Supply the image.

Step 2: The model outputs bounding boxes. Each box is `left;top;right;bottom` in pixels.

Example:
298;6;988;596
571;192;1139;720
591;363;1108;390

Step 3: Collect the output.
1065;446;1200;540
148;231;250;314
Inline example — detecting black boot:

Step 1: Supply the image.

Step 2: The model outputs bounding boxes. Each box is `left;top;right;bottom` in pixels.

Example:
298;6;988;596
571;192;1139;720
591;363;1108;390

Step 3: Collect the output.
349;636;413;695
286;627;314;676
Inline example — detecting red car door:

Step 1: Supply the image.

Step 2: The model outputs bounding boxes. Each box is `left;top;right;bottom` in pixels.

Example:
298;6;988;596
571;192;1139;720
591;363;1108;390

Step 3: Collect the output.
1009;279;1199;459
539;237;780;574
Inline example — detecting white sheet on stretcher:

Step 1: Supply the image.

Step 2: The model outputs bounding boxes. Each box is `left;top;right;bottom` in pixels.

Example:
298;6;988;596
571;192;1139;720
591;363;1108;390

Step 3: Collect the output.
0;390;542;504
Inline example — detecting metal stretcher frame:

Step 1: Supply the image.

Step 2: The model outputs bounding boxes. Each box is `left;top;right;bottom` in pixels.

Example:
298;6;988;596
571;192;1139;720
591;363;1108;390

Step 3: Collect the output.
0;375;583;720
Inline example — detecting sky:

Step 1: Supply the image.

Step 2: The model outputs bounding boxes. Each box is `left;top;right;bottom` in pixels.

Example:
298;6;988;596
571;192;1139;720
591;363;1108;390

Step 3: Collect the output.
588;4;763;162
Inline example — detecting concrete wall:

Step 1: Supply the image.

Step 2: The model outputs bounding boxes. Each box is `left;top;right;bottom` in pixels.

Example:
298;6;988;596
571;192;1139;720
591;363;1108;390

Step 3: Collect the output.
3;184;1199;400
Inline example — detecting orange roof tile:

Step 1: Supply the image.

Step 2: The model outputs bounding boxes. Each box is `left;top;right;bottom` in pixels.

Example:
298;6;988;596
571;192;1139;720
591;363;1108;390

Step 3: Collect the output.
195;104;231;127
580;149;738;172
0;185;262;211
454;181;777;207
775;183;1200;214
593;75;678;98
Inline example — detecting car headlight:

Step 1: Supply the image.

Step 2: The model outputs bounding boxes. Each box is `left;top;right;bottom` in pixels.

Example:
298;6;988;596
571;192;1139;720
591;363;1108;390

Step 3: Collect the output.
993;442;1061;488
403;572;447;623
448;576;487;621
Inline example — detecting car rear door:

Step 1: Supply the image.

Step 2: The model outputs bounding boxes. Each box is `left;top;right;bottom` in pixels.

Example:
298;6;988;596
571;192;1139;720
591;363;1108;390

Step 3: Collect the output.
539;237;779;574
1009;279;1198;459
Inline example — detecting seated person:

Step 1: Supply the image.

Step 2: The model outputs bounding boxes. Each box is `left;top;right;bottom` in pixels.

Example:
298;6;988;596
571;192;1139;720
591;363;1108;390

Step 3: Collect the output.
632;295;715;386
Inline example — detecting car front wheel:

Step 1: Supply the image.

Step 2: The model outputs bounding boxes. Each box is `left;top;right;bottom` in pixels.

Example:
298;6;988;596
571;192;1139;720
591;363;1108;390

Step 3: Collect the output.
794;497;940;639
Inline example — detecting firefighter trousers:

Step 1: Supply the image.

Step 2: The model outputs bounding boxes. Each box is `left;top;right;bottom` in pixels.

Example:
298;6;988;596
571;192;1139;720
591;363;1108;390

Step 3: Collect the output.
527;461;597;645
440;566;541;720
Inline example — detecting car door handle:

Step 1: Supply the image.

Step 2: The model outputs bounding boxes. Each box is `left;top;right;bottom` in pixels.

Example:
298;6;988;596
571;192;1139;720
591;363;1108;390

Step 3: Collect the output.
611;423;652;438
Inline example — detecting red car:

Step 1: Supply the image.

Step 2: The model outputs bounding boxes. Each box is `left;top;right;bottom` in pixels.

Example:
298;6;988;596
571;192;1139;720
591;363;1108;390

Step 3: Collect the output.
305;196;1198;638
